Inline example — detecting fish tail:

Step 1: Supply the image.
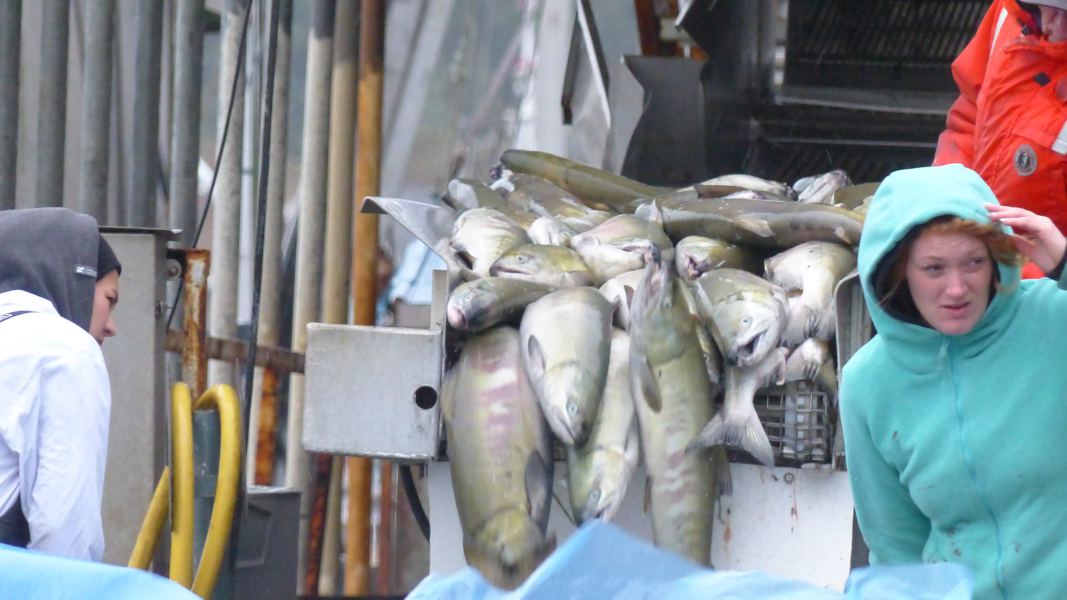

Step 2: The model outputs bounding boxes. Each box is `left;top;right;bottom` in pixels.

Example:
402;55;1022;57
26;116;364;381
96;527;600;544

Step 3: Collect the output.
688;408;775;468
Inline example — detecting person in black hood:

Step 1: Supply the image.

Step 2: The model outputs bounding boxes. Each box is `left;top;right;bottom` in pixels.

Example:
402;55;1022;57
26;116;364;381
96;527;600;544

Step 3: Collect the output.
0;207;122;560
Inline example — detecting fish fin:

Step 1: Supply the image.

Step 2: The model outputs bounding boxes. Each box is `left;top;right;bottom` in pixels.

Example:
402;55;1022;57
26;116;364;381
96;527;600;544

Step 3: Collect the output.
735;409;775;467
526;452;553;527
687;412;725;454
712;445;733;497
552;487;577;528
632;355;662;413
623;285;636;314
643;476;651;515
642;200;664;226
733;216;774;238
526;335;546;383
623;419;641;467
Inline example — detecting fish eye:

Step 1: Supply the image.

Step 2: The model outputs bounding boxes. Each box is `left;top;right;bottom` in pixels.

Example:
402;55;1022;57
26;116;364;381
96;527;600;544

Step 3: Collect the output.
517;254;528;263
567;402;578;415
590;489;600;501
742;316;752;325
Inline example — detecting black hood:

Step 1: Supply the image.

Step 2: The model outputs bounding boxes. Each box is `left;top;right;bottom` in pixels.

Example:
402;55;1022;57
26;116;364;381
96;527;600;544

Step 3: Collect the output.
0;208;101;331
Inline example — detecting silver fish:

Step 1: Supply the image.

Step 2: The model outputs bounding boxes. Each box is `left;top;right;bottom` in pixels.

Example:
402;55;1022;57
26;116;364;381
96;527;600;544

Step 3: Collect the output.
571;214;675;284
566;329;639;524
783;337;838;397
450;208;531;278
688;347;788;467
445;178;507;211
629;256;720;565
520;287;613;446
685;173;797;200
674;235;761;280
499;149;673;213
446;277;556;333
442;326;555;590
689;268;787;368
527;216;577;247
640;195;864;249
597;269;645;330
793;169;851;205
764;241;856;346
490;244;596;288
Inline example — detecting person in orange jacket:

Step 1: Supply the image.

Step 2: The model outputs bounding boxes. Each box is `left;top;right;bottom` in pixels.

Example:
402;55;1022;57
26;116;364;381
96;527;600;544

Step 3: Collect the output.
935;0;1067;277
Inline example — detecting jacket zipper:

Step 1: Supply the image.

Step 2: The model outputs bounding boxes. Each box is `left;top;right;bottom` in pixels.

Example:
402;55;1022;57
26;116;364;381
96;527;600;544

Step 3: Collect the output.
946;337;1009;599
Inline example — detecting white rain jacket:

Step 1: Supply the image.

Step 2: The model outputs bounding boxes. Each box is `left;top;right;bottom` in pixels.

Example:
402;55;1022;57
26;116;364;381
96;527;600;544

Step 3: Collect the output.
0;290;111;561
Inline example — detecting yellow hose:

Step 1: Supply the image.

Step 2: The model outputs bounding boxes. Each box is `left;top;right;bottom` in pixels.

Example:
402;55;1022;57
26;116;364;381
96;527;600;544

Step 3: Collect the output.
170;382;196;588
127;466;171;570
191;384;242;600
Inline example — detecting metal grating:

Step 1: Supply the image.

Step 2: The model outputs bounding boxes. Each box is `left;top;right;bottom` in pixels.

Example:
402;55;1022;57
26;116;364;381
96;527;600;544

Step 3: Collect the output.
785;0;988;91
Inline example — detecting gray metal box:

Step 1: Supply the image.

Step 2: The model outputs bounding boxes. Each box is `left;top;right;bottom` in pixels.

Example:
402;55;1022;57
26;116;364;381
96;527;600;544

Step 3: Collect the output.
100;229;172;565
302;270;447;461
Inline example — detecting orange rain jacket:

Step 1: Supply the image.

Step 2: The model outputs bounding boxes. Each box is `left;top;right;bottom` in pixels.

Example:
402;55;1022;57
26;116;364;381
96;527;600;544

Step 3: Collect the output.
935;1;1067;243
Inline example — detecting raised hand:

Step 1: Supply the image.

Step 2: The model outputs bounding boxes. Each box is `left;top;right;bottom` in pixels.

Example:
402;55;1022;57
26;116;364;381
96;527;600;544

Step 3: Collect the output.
985;203;1067;274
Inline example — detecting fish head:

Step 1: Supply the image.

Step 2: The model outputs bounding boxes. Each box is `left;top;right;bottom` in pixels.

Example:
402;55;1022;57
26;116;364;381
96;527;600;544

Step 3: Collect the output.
464;509;555;590
540;364;602;446
630;258;690;362
445;281;496;331
574;455;631;524
714;299;785;368
490;247;542;280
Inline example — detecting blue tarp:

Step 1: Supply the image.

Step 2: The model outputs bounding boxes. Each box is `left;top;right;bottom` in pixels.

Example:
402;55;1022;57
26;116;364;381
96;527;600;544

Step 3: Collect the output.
408;521;973;599
0;544;198;599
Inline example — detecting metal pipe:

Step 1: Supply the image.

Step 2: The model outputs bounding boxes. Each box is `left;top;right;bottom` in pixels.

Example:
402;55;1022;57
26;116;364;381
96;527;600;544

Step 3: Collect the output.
246;0;293;488
207;0;248;387
346;0;386;594
77;0;113;222
169;0;206;246
0;0;20;210
127;0;163;226
319;455;344;595
319;1;360;592
36;0;69;208
287;1;334;593
181;249;211;398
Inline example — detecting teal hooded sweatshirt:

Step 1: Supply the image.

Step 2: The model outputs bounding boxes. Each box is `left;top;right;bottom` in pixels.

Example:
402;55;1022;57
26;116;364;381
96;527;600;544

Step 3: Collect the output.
840;164;1067;600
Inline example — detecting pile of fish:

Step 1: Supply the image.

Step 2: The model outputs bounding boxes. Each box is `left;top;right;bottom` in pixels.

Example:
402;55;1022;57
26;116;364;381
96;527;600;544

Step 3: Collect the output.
438;150;864;589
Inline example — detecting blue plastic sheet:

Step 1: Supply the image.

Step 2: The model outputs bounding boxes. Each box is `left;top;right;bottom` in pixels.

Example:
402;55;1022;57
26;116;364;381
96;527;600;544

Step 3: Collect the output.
408;520;973;599
0;544;198;599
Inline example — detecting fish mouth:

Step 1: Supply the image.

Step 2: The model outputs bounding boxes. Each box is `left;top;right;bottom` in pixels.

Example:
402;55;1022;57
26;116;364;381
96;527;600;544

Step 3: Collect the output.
735;330;766;367
446;304;468;330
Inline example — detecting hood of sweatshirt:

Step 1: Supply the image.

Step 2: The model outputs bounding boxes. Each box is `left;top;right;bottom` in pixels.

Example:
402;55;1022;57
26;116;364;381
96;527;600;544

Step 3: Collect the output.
0;208;102;332
857;164;1021;373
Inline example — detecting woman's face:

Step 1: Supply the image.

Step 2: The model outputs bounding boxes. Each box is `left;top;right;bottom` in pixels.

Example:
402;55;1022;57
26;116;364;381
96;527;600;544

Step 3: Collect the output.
905;229;993;335
89;270;120;344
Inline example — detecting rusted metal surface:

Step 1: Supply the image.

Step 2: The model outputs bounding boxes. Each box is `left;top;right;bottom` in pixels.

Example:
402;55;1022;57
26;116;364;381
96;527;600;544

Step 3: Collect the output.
347;0;385;594
304;452;332;595
170;248;210;397
254;367;279;486
164;329;305;375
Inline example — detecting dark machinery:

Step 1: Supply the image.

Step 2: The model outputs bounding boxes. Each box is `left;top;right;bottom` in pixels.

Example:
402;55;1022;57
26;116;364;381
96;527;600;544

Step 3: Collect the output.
618;0;989;187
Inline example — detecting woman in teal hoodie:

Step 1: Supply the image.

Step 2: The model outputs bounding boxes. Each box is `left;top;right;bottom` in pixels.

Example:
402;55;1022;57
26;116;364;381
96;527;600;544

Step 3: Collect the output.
840;163;1067;600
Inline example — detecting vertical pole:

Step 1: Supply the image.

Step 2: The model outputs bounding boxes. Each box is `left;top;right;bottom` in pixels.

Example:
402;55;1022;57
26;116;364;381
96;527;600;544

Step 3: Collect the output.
0;0;20;210
36;0;69;208
319;1;360;593
169;0;205;246
287;1;334;594
78;0;113;222
207;0;248;387
346;0;385;595
127;0;163;226
247;0;293;488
